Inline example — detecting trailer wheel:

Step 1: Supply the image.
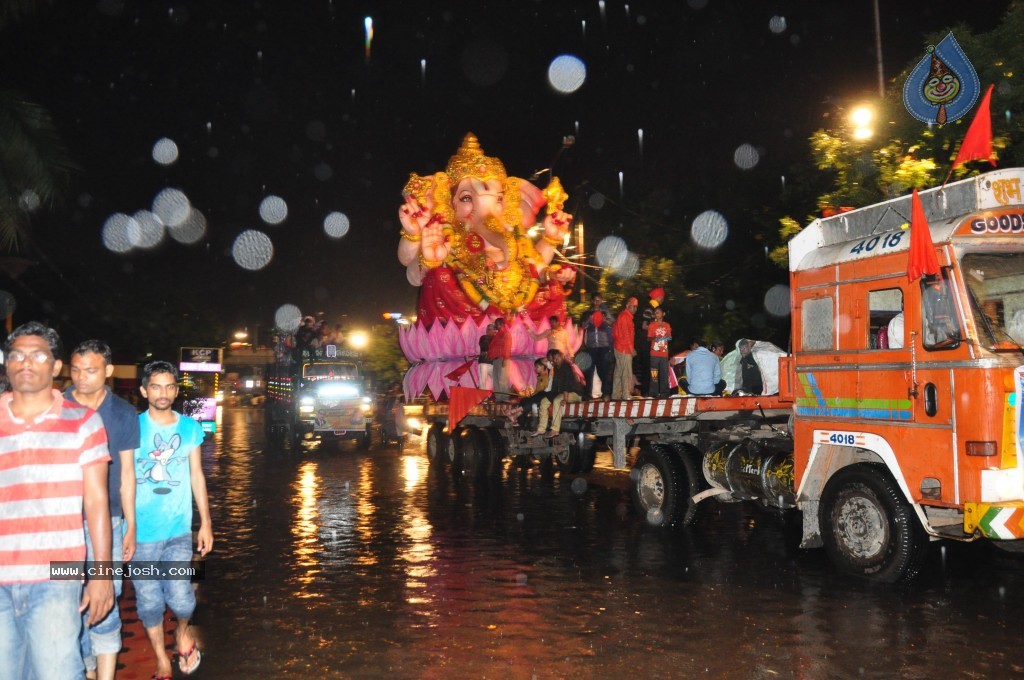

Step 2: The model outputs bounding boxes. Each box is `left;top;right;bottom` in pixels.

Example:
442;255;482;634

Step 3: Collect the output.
820;465;929;583
446;428;464;473
481;428;505;477
426;424;447;465
631;444;686;527
459;427;486;478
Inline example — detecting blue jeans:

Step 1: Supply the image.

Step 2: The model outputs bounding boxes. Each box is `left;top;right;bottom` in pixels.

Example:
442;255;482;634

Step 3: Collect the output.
132;533;196;629
80;517;124;670
0;579;85;680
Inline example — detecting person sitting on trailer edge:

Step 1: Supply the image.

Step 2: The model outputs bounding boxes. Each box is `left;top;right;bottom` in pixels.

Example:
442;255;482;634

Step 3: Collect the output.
533;349;584;438
678;337;725;395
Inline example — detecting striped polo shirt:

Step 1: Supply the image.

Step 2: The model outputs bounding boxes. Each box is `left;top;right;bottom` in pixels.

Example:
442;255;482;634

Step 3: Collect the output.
0;390;110;583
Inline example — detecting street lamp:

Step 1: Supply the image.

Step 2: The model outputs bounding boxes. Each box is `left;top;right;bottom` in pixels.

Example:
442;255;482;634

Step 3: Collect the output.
850;105;874;140
348;330;369;350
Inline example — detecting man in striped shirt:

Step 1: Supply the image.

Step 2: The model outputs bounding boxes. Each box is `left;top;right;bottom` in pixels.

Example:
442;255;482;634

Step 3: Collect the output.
0;322;113;680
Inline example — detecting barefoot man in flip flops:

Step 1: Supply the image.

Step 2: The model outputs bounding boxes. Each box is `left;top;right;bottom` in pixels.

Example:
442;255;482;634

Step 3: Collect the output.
132;361;212;678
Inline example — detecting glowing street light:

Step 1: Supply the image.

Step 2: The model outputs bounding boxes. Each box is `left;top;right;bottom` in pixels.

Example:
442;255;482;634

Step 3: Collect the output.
850;105;874;140
348;330;369;350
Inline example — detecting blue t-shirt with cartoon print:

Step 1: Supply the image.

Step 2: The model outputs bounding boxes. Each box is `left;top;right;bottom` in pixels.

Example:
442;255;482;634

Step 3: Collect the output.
134;411;205;543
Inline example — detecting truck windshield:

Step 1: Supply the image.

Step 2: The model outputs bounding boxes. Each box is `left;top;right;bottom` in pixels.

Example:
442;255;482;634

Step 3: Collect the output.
962;252;1024;350
303;362;359;380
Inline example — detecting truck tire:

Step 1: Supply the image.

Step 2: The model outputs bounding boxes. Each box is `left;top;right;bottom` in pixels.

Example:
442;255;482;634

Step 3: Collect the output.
459;427;486;478
426;424;447;466
481;428;505;477
446;428;463;473
631;444;686;527
556;432;596;474
819;464;929;583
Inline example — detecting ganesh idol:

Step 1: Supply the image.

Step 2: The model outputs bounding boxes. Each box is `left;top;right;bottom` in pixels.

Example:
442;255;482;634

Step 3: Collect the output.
397;133;573;327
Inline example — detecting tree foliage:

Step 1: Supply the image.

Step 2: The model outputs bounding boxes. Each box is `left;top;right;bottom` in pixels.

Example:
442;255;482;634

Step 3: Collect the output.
362;323;410;388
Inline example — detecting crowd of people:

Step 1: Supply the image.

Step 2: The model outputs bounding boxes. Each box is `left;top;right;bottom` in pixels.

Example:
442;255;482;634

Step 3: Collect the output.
0;322;212;680
501;289;765;439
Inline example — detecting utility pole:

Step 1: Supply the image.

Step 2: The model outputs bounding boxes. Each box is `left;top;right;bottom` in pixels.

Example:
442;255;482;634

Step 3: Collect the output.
873;0;884;98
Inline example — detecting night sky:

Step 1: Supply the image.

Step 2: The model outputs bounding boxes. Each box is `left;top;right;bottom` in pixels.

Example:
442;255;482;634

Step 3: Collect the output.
0;0;1013;356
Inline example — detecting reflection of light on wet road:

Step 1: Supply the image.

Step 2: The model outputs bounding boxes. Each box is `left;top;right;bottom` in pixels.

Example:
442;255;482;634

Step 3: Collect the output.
291;461;322;594
354;462;377;568
399;453;436;606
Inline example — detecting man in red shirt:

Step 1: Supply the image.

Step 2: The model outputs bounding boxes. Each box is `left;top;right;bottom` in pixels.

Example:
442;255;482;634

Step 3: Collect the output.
487;317;513;401
647;307;673;397
0;322;114;679
612;297;638;399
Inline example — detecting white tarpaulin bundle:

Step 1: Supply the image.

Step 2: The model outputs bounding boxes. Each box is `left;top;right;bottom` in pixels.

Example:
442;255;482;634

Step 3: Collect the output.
720;339;787;395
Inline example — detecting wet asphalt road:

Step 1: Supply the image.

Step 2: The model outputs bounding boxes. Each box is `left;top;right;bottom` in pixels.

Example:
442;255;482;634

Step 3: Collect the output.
188;407;1024;679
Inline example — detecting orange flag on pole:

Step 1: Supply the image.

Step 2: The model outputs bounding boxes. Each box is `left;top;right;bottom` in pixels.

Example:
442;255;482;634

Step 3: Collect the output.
951;84;996;171
447;386;492;433
907;188;940;281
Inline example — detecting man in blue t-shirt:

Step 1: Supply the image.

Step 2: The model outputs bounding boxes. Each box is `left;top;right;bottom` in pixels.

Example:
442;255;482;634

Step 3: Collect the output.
133;361;212;678
680;337;725;396
65;340;141;680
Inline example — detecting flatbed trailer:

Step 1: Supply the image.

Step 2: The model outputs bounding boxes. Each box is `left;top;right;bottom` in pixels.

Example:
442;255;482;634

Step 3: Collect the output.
423;392;795;527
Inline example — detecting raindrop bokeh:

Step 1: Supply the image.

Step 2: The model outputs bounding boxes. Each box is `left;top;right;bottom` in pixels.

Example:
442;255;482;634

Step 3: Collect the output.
152;188;191;227
571;477;588;495
19;190;40;212
764;284;791;316
152;137;179;165
168;208;207;244
733;143;760;170
461;40;509;86
547;55;586;93
595;235;628;269
259;195;288;225
129;210;165;249
691;210;729;249
274;304;303;333
323;212;350;238
102;213;136;254
616;252;640;279
588;192;606;210
769;15;788;34
232;229;274;270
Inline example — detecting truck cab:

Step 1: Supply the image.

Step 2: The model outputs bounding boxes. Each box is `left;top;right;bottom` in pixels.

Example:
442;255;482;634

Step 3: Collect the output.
266;347;374;448
786;168;1024;580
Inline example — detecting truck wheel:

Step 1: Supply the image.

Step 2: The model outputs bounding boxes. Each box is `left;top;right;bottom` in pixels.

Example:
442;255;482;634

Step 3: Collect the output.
481;428;505;477
446;428;463;474
426;424;447;465
819;465;929;583
631;444;687;527
459;427;485;478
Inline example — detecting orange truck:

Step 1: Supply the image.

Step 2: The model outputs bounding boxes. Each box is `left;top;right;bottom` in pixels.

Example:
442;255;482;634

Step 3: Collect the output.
424;167;1024;582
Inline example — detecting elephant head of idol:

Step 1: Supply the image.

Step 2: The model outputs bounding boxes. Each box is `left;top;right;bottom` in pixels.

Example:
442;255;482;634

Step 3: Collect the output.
444;133;545;270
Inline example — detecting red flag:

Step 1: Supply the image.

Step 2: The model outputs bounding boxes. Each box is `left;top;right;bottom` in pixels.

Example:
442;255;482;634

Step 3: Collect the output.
907;189;940;281
447;386;492;433
951;84;996;171
444;358;478;386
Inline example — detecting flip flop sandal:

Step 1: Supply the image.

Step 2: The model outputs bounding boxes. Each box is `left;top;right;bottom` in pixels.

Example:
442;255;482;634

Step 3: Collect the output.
177;641;202;676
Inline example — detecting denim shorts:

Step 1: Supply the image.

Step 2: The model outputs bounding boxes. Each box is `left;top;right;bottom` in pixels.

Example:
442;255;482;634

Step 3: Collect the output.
81;516;125;667
132;533;196;629
0;579;85;680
